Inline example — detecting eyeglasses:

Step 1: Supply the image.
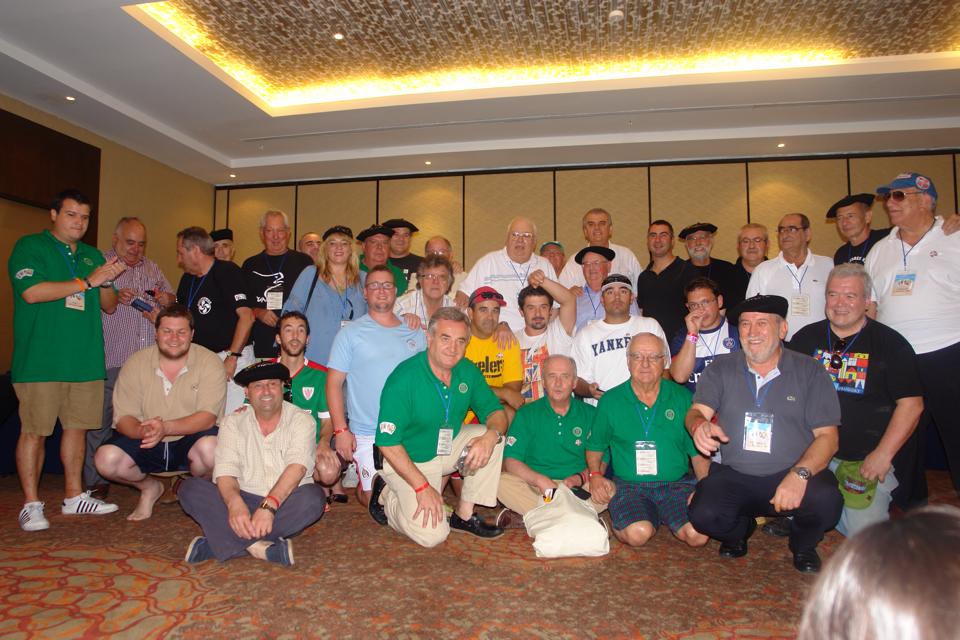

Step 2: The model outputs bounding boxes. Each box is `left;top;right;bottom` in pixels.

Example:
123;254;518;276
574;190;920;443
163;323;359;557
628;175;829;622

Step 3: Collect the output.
739;237;765;245
510;232;534;240
366;281;396;291
581;260;607;269
627;353;665;364
829;338;848;370
777;225;807;234
686;298;717;310
420;273;449;282
880;190;923;202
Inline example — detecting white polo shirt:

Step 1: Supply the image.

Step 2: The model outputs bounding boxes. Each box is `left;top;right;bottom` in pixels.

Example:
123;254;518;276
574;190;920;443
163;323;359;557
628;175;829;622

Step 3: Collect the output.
746;250;832;339
558;241;643;289
865;217;960;354
459;248;554;331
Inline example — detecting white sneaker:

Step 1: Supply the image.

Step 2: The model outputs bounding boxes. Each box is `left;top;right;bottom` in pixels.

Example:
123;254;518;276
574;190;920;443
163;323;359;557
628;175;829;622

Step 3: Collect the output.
19;502;50;531
341;463;359;489
61;490;119;515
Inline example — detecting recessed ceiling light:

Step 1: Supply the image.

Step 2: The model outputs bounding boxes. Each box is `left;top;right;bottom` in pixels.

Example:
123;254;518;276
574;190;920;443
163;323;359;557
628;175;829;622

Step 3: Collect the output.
424;161;432;165
777;142;786;148
609;9;624;21
333;33;344;40
229;173;237;178
65;96;76;101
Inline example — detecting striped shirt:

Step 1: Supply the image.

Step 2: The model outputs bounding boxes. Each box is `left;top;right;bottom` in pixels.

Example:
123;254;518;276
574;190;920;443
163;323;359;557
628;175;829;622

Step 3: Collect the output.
101;250;173;369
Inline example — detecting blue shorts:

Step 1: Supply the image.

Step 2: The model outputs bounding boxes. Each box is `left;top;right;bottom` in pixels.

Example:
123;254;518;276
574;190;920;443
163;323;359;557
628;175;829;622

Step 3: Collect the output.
105;426;218;473
609;475;695;533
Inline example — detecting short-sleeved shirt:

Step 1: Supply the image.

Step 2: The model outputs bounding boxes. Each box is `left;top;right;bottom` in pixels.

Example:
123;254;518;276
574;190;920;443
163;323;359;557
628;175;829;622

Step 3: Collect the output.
458;248;556;331
376;351;501;463
789;318;922;460
693;349;841;476
588;378;697;483
360;259;408;296
241;250;313;358
745;250;833;339
505;396;597;479
636;257;699;342
326;314;426;436
669;318;741;392
575;284;640;330
463;332;521;422
176;260;252;353
282;267;367;365
394;290;455;327
559;242;643;290
8;230;107;382
274;358;330;442
389;254;423;283
689;258;739;310
214;401;316;496
113;344;226;441
515;319;574;401
833;228;890;266
727;259;762;311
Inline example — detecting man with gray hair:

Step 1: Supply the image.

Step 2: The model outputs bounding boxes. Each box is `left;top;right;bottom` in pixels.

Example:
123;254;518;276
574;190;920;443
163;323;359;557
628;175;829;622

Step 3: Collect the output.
559;208;642;290
789;263;923;536
457;217;554;331
241;210;313;359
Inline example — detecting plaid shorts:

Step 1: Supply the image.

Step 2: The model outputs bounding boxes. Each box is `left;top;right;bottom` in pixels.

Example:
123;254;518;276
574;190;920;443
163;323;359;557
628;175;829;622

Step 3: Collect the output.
609;474;696;533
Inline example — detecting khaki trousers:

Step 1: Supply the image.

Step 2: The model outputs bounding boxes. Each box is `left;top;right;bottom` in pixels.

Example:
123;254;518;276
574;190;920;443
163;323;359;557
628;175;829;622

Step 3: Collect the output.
381;424;504;548
497;471;609;516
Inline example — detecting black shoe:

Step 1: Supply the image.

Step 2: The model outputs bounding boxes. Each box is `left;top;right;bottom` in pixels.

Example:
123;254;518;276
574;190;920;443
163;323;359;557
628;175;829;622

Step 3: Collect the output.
450;512;504;538
761;516;792;538
793;549;822;573
368;476;388;526
327;493;348;504
718;517;757;559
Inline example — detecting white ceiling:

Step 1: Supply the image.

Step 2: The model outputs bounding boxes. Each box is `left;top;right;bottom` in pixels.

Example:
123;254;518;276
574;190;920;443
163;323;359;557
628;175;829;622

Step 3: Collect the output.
1;1;958;186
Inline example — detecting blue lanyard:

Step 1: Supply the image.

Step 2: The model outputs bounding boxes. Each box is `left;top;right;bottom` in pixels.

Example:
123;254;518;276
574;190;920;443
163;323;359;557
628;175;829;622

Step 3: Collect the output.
433;381;452;424
826;323;865;359
187;271;210;309
699;317;725;358
584;287;601;317
54;242;80;278
263;251;288;275
633;396;659;439
899;222;934;270
788;264;808;294
508;259;532;289
744;368;775;409
338;284;355;320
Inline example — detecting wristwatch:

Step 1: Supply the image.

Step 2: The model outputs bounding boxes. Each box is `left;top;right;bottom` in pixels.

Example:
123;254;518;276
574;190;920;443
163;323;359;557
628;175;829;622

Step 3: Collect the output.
488;429;504;444
258;500;277;514
792;466;812;481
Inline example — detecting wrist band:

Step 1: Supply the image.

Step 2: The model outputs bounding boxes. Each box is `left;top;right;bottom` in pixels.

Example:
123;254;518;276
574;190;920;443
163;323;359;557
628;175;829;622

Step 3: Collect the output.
75;277;87;291
579;471;587;486
589;471;603;478
686;332;699;344
333;428;349;436
414;481;430;494
265;495;280;508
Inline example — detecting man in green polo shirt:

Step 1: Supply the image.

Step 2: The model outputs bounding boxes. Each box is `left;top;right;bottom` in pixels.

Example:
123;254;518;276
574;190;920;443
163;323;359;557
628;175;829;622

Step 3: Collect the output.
371;307;507;547
357;224;408;295
586;333;709;548
8;189;128;531
496;354;604;528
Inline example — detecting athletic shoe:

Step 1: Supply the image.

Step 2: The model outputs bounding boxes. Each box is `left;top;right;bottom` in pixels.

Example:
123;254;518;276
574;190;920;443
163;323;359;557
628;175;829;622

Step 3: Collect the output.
184;536;215;563
61;491;119;515
494;507;525;530
19;502;49;532
265;538;295;567
341;463;360;489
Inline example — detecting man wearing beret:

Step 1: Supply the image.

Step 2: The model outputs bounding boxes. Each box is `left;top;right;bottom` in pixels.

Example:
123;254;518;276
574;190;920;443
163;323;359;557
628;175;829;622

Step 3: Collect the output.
178;361;326;566
383;218;423;282
679;222;738;308
685;295;843;572
357;224;409;295
211;228;236;264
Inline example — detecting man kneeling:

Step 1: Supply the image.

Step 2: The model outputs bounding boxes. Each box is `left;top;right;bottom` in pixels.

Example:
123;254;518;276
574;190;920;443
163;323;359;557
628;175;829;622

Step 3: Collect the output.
95;305;223;521
178;361;326;566
586;333;709;548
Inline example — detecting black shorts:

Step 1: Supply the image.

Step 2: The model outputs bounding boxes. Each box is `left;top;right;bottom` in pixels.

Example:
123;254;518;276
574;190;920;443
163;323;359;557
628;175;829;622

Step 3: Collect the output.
105;426;218;473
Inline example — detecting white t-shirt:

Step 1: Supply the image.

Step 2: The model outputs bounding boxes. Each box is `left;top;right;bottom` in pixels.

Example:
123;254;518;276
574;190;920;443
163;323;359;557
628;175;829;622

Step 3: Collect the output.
865;217;960;354
572;316;669;405
558;241;643;289
459;248;555;331
514;318;575;401
393;290;455;327
746;250;832;339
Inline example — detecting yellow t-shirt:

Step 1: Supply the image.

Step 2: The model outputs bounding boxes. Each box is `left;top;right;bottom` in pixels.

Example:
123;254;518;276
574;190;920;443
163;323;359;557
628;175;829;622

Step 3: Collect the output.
463;334;522;422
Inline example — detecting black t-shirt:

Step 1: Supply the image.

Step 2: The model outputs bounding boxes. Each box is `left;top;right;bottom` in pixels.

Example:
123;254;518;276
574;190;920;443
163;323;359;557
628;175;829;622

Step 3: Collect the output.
728;258;762;311
241;250;313;357
636;256;698;341
389;253;423;282
833;228;891;266
689;258;738;310
788;318;922;460
177;260;252;353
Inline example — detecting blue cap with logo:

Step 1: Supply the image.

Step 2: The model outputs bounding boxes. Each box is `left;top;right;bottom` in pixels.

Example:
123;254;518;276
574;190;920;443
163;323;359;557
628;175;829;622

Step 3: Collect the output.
876;172;938;201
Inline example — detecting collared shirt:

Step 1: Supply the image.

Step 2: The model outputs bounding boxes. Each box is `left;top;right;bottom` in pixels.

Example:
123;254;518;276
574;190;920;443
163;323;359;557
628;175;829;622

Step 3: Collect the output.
505;396;597;479
458;248;555;332
558;242;643;289
101;249;173;369
214;401;316;496
746;249;832;339
393;290;455;327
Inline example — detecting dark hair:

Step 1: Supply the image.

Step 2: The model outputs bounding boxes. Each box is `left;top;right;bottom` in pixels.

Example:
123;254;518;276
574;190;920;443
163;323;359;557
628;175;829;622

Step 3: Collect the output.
416;254;454;292
278;310;311;336
155;303;194;330
684;277;721;298
649;219;674;235
177;226;214;256
799;504;960;640
518;285;554;308
785;213;811;229
51;189;91;212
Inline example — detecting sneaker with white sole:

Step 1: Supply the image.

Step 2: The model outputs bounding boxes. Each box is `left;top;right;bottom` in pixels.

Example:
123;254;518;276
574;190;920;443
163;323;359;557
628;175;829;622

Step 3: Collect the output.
61;491;119;515
184;536;215;563
19;502;50;531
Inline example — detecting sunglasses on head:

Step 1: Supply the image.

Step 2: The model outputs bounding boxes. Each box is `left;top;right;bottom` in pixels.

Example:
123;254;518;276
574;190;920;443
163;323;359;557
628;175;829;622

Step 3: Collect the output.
880;190;923;202
472;291;503;301
829;338;848;370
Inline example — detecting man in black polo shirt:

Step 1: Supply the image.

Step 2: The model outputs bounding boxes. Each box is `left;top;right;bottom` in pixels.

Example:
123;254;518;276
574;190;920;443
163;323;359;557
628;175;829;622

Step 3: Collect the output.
176;226;254;413
636;220;698;341
241;210;312;359
827;194;889;266
685;295;842;573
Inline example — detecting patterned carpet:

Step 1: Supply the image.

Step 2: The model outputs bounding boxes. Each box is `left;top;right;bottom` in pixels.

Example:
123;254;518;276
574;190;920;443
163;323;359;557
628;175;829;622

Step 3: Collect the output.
1;472;956;639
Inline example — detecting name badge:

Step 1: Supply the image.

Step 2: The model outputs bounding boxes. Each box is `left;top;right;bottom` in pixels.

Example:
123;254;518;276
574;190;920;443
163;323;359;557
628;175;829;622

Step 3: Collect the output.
892;272;916;296
266;291;283;310
340;319;352;329
635;440;658;476
790;294;810;316
65;292;85;311
743;412;773;454
437;426;454;456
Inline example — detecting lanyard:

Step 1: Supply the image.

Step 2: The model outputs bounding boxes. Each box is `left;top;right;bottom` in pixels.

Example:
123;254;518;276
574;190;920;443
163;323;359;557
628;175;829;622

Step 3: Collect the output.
744;368;775;409
263;251;288;275
508;259;532;289
187;271;210;309
788;263;808;294
54;242;80;278
337;284;355;320
433;381;452;424
827;323;865;358
847;241;869;264
699;317;725;358
416;291;427;325
633;396;659;439
584;287;602;317
899;222;935;270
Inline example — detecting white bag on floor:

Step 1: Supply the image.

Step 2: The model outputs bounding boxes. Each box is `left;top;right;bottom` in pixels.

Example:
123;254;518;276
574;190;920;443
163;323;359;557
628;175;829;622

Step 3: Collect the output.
522;484;609;558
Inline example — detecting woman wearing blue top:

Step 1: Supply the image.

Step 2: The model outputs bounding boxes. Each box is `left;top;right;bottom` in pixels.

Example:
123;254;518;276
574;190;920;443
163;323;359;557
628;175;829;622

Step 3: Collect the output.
283;225;366;365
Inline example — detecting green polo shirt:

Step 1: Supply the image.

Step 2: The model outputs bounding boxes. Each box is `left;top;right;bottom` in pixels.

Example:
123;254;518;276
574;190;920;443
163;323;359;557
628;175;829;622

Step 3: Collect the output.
376;351;501;463
505;396;597;479
360;257;409;296
588;378;697;483
278;358;330;442
8;230;106;383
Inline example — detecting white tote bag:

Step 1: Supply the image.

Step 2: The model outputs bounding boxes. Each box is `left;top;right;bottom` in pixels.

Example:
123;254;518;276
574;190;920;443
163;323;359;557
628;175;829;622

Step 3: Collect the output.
522;484;609;558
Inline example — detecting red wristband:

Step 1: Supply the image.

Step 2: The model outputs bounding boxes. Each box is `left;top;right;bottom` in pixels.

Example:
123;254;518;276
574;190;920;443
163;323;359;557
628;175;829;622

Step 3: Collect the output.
265;495;280;508
589;471;603;478
686;332;699;344
414;481;430;493
333;428;349;436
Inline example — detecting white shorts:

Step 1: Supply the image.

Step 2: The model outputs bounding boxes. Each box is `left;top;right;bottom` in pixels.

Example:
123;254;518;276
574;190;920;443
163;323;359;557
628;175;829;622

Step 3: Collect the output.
353;434;376;492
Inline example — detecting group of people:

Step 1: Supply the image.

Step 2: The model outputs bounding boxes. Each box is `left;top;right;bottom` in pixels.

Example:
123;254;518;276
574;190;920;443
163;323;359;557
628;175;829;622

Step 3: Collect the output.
8;169;959;574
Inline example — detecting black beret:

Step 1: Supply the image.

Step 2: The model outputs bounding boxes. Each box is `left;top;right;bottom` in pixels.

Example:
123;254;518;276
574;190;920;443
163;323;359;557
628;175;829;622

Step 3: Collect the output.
382;218;419;232
210;228;233;242
678;222;718;239
356;225;395;242
574;245;616;264
233;361;290;387
322;225;353;240
826;193;875;219
728;294;789;325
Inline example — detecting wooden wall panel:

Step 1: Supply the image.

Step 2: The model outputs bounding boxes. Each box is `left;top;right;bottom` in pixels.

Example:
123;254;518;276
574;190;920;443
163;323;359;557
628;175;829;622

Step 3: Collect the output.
650;164;747;262
296;181;377;249
555;167;648;264
849;155;958;231
378;176;463;261
214;190;229;230
748;159;847;258
224;186;296;263
463;172;553;267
